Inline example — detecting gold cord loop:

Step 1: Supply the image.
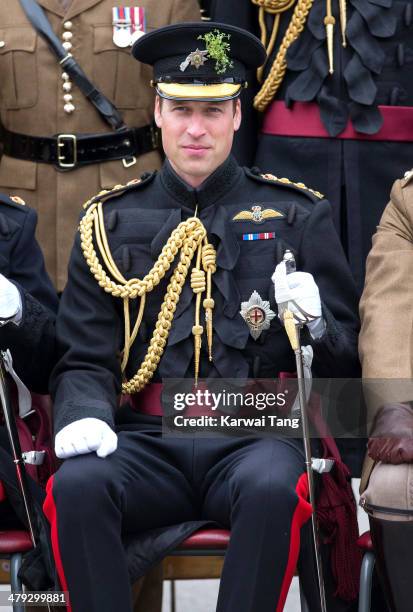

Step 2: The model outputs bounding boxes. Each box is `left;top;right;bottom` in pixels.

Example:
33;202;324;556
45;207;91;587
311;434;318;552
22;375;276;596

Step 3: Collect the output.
80;196;212;393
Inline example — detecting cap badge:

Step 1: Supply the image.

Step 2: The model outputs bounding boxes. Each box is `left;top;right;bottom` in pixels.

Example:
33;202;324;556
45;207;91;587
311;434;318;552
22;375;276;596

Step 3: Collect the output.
240;291;276;340
232;205;284;224
180;49;209;72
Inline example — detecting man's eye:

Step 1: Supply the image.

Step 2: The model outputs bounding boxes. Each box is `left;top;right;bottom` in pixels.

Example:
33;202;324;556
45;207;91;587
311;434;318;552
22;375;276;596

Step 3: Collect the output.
173;106;189;112
207;107;221;114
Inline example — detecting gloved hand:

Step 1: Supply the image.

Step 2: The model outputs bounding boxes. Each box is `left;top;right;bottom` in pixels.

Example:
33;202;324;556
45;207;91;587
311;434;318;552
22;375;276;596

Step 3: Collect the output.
54;418;118;459
368;403;413;464
0;273;22;326
272;261;324;335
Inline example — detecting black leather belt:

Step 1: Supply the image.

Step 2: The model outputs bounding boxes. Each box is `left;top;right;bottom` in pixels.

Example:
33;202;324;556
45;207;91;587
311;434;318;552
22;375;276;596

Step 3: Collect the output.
0;124;159;170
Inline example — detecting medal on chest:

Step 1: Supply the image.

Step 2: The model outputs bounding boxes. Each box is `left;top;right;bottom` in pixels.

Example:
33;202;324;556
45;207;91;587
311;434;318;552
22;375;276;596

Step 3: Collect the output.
112;6;146;48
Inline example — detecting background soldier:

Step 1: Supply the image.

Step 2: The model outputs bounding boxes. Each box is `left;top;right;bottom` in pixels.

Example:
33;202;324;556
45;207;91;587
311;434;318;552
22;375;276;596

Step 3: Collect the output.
206;0;413;295
44;21;361;612
0;0;200;291
360;171;413;612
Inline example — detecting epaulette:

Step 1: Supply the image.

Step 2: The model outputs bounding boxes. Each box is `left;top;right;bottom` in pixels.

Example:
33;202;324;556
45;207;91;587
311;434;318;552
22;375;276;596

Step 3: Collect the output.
402;169;413;188
244;167;324;202
0;194;27;209
83;170;157;210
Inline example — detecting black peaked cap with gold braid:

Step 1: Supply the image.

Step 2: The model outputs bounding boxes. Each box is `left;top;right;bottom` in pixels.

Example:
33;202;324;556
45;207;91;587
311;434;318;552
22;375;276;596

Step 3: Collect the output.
132;22;266;101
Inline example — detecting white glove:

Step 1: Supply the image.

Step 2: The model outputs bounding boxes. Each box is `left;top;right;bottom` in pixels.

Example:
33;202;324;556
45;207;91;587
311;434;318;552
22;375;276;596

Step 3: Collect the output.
0;274;22;326
272;261;325;338
55;418;118;459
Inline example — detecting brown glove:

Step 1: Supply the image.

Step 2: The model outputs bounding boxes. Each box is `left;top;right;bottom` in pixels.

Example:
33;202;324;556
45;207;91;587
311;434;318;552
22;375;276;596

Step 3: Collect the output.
368;403;413;464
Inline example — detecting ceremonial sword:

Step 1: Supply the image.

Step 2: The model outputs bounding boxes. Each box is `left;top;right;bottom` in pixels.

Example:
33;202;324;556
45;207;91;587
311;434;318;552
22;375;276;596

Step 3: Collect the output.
282;250;329;612
0;350;37;547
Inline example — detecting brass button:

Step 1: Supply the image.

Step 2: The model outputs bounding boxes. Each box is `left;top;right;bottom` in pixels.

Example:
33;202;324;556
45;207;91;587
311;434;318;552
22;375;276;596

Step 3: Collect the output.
63;21;73;30
62;41;72;51
62;31;73;41
0;41;5;48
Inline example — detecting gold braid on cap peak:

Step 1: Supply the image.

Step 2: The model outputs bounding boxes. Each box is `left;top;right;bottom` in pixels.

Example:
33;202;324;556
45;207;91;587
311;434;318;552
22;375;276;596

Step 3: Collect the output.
79;184;217;393
252;0;314;112
260;173;324;199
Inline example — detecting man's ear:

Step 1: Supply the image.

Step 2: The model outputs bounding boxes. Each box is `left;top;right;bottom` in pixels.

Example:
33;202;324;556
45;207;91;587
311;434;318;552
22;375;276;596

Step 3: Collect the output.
154;96;162;129
233;98;242;132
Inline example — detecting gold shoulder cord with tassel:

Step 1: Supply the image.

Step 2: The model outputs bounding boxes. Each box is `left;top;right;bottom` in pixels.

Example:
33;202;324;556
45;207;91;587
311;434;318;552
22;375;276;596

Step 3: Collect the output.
79;185;217;392
252;0;297;84
253;0;315;112
252;0;347;110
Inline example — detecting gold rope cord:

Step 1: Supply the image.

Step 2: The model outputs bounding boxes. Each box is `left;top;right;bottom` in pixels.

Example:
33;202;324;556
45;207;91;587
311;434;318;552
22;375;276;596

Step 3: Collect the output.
253;0;297;83
253;0;315;112
80;199;213;393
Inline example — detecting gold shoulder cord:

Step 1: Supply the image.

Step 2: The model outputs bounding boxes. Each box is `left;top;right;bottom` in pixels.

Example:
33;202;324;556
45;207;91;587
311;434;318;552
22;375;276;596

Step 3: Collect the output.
253;0;296;84
80;184;217;393
261;172;324;199
253;0;348;111
253;0;315;112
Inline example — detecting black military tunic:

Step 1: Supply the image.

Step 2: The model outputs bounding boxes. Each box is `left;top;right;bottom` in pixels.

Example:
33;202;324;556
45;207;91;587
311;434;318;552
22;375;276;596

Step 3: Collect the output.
0;193;58;588
52;155;359;432
0;193;57;391
46;155;360;612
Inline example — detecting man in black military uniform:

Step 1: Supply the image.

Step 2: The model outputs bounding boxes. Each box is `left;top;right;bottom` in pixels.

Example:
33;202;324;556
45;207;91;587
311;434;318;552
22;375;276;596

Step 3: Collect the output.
0;193;58;593
0;194;58;392
45;22;360;612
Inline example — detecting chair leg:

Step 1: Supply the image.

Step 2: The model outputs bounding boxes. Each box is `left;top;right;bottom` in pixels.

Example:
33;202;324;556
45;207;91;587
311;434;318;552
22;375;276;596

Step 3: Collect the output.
299;577;310;612
10;553;25;612
358;551;375;612
170;579;176;612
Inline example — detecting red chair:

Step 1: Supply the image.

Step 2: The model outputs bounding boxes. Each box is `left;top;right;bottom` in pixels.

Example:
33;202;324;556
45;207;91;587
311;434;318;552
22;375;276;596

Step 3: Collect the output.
0;523;33;612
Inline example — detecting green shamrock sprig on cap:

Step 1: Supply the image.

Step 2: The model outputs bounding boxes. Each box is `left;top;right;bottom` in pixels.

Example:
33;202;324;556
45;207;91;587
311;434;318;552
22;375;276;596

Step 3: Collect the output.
198;29;234;75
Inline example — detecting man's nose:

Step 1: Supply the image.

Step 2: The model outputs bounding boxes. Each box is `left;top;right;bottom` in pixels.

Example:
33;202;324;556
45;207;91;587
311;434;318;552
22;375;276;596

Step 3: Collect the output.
186;115;207;138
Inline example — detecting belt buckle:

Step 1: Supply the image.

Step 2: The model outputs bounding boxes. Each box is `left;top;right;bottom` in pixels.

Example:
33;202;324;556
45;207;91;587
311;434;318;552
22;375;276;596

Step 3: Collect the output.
57;133;77;169
122;156;136;168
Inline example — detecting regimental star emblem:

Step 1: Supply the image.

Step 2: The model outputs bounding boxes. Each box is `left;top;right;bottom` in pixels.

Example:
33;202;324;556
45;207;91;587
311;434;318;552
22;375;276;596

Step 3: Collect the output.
232;205;284;224
180;49;209;72
240;291;276;340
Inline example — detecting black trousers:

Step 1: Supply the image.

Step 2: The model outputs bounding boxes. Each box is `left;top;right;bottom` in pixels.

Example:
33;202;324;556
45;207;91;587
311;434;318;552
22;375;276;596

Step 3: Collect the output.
46;425;311;612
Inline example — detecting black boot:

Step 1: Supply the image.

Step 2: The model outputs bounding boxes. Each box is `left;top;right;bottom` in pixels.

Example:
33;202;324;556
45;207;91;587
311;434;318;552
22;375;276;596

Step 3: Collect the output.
369;514;413;612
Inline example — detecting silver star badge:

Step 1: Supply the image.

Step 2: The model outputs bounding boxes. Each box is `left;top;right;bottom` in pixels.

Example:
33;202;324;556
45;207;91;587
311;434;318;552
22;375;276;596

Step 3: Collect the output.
180;49;209;72
240;290;276;340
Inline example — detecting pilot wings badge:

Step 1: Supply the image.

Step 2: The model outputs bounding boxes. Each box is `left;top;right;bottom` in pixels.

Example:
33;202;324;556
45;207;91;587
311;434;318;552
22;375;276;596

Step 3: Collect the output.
232;204;284;224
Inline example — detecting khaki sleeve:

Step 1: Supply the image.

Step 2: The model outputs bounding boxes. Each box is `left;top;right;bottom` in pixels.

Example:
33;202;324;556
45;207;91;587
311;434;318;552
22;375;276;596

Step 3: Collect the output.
360;179;413;414
169;0;201;23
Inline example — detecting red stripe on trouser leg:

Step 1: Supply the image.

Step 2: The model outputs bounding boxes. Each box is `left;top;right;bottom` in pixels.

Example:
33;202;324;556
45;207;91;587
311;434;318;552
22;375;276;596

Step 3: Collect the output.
276;473;313;612
43;475;72;612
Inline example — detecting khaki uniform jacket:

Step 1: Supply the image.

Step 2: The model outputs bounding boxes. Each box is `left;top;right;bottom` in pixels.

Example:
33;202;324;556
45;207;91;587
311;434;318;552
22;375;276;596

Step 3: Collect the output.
0;0;200;290
359;173;413;491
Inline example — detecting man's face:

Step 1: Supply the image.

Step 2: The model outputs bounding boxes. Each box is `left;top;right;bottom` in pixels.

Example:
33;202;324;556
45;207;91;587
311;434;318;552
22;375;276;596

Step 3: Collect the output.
154;97;241;188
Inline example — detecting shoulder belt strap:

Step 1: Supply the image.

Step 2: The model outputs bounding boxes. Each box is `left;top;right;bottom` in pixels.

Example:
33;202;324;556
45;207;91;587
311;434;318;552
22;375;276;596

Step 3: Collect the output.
19;0;126;131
